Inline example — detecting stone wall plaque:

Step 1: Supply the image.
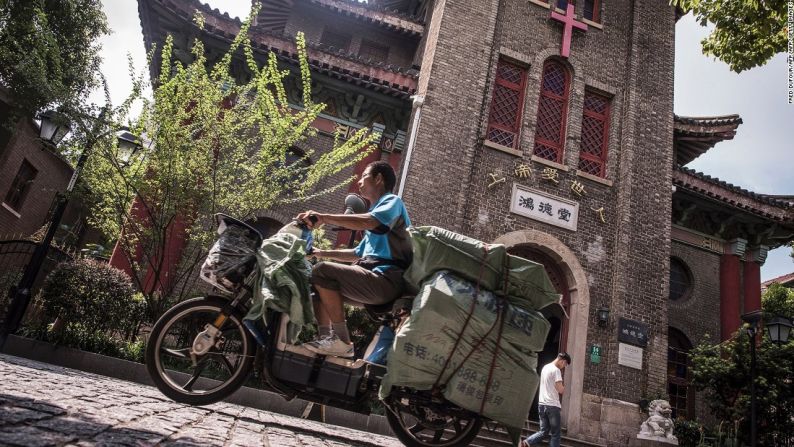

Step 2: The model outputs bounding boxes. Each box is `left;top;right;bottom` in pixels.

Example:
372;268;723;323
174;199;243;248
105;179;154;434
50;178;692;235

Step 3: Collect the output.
510;184;579;231
618;343;643;370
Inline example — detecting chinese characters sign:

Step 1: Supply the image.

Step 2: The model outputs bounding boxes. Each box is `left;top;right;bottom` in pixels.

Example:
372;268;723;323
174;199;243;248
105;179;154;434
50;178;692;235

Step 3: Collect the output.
510;184;580;231
618;343;643;370
617;317;649;347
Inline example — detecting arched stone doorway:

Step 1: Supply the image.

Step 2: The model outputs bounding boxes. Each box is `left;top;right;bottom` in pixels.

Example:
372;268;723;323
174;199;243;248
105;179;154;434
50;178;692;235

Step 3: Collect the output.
493;230;590;436
508;245;571;421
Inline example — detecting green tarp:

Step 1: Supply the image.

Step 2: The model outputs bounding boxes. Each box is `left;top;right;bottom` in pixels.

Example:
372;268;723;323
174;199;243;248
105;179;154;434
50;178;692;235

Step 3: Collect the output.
244;232;315;343
404;226;560;312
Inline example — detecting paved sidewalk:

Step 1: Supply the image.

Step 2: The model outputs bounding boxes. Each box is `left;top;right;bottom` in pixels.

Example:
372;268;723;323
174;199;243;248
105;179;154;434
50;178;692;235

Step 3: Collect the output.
0;354;403;447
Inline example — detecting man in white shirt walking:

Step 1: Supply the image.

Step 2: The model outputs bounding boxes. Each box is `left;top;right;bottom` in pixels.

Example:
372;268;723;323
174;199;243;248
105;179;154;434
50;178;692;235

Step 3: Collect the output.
521;352;571;447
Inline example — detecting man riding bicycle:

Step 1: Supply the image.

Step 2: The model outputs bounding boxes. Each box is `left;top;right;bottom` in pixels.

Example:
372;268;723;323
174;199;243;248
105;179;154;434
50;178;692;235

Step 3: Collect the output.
296;161;412;358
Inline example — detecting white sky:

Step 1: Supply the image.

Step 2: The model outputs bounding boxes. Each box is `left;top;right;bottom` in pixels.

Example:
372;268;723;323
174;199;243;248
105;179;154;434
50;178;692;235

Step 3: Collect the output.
93;1;794;281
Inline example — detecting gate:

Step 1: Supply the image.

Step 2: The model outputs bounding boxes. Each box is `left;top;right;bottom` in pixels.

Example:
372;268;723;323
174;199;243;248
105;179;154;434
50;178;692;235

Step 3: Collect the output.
0;240;73;325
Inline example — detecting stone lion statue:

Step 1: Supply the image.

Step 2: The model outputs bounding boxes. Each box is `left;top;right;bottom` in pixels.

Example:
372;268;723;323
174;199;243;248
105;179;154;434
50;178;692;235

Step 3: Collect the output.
637;399;678;444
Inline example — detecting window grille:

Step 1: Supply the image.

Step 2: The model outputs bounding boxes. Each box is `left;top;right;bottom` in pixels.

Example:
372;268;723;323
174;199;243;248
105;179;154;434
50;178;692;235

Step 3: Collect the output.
358;39;389;62
4;159;37;211
485;58;528;149
577;90;610;177
533;60;570;163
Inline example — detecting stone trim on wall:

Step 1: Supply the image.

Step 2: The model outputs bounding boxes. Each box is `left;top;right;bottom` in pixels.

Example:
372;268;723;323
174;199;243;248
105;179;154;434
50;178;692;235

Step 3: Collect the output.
576;169;613;187
484;139;523;157
531;154;570;171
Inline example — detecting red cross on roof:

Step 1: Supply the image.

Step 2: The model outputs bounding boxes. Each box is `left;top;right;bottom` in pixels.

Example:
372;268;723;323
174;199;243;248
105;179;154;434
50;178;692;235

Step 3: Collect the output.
550;4;588;58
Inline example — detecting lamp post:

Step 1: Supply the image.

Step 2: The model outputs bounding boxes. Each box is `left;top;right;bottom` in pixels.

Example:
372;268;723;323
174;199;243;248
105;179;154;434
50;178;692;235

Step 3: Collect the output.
740;310;792;447
741;310;762;447
0;109;117;350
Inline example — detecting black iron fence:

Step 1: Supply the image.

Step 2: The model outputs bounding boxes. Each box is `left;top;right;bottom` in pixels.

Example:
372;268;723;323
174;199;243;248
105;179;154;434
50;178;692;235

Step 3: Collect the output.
0;240;73;326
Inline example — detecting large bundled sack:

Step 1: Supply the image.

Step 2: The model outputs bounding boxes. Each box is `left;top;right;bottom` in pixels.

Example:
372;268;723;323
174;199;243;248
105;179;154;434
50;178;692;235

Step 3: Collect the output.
381;271;551;429
200;224;260;293
405;226;559;311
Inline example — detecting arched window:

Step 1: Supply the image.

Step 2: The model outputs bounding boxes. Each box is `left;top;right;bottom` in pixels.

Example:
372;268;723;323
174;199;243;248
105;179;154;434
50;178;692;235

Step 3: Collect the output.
485;58;528;150
667;327;694;419
669;257;693;301
533;60;570;163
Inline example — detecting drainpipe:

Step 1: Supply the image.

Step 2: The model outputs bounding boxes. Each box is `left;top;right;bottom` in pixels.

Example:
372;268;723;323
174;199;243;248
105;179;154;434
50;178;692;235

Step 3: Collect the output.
397;94;425;198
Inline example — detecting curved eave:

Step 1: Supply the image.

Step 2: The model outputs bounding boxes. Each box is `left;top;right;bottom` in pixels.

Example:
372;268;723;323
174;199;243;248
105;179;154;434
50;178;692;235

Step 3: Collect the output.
673;114;742;166
673;166;794;223
139;0;417;99
303;0;424;37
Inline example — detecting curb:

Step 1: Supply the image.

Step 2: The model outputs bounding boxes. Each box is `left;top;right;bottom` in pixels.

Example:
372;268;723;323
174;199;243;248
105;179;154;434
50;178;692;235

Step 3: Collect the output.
1;334;395;437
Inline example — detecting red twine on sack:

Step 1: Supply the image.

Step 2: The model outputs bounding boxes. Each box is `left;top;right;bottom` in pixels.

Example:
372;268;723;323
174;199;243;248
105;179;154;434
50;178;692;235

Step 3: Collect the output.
431;244;512;416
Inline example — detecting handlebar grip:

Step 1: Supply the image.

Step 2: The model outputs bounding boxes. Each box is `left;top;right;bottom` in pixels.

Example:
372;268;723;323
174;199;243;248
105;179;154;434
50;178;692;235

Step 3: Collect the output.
308;215;319;225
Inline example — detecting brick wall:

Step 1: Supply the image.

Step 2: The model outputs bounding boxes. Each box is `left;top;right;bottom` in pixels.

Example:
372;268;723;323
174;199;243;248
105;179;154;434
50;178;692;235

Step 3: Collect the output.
0;118;73;239
669;240;721;425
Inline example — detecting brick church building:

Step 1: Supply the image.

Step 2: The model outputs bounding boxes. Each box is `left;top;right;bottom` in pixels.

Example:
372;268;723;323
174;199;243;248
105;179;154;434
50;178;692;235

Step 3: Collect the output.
136;0;794;443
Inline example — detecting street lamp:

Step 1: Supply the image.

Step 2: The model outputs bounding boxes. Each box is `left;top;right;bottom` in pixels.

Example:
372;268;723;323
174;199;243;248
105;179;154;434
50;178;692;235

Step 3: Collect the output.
741;310;762;447
740;310;793;447
38;110;71;146
765;316;792;344
0;108;132;350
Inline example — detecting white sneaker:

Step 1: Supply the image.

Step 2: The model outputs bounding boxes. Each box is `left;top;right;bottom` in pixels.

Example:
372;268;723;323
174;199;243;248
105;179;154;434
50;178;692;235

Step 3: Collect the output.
303;335;354;358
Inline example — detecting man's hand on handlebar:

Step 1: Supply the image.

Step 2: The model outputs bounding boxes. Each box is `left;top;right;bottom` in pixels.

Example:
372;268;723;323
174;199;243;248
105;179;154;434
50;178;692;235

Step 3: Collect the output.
296;211;323;228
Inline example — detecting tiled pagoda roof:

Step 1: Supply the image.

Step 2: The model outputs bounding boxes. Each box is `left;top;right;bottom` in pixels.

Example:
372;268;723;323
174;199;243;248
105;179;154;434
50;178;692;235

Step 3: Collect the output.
674;166;794;222
138;0;418;98
762;272;794;288
673;114;742;166
302;0;425;34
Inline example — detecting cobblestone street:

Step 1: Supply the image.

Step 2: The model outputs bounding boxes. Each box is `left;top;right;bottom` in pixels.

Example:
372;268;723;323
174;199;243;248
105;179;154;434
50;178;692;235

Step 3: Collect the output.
0;354;403;447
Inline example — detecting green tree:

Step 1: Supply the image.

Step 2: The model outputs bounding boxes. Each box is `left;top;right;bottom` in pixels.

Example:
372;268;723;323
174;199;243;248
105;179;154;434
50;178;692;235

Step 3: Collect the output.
672;0;788;73
78;7;376;319
689;283;794;445
0;0;108;116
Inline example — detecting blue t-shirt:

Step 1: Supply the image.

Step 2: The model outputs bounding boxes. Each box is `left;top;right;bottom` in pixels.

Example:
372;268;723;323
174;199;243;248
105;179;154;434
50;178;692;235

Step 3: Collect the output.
354;193;412;273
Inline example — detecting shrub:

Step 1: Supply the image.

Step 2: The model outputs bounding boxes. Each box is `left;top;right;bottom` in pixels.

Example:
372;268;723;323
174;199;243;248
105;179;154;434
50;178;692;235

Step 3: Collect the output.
22;323;145;363
674;419;708;447
38;259;144;337
0;270;22;316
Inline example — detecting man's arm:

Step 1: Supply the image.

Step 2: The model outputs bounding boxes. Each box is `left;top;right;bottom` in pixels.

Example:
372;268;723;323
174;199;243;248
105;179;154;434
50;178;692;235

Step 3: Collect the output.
554;380;565;395
297;211;381;231
313;248;359;263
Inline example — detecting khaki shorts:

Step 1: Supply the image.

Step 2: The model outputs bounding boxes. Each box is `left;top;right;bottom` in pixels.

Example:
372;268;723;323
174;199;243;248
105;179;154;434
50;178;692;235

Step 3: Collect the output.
311;261;404;305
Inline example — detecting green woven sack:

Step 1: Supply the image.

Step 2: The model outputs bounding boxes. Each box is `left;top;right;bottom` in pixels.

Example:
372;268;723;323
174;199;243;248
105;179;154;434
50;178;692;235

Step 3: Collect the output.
381;271;549;429
404;226;559;311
